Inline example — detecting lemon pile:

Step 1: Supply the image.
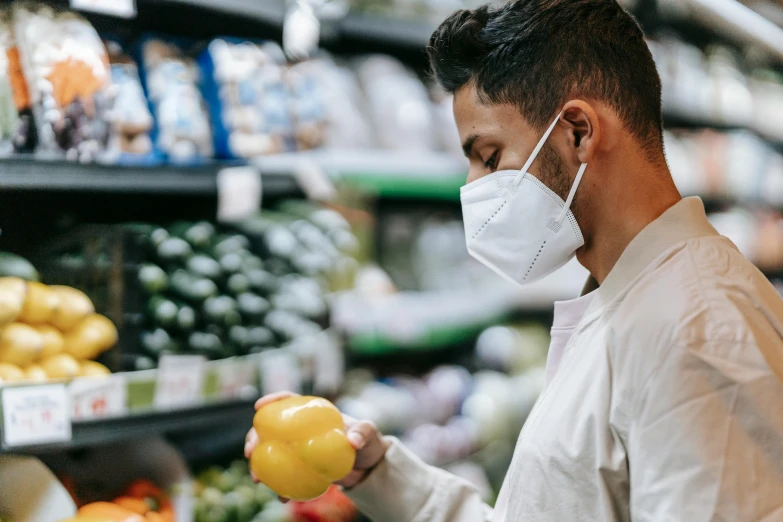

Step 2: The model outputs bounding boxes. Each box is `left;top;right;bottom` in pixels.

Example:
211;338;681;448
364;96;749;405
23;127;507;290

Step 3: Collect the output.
0;278;118;384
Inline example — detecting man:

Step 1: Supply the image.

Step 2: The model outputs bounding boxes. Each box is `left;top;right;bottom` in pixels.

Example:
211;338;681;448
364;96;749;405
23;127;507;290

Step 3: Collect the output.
247;0;783;520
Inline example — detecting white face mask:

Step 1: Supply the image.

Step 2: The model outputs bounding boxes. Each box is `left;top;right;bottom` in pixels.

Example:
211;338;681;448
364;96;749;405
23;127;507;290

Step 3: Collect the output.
460;111;587;285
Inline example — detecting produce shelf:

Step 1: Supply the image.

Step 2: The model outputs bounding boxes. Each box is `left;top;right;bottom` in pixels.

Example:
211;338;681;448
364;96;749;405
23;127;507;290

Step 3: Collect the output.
158;0;286;26
0;158;301;197
7;398;257;455
0;354;272;455
337;13;434;49
257;149;467;200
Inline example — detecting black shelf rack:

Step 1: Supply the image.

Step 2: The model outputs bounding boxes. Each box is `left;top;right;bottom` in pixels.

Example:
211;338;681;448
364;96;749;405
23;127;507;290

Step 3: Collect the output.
0;158;300;197
1;398;256;455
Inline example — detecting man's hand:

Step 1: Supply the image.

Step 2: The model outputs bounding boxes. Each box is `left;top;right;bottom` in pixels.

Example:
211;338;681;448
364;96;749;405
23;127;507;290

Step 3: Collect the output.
244;392;392;497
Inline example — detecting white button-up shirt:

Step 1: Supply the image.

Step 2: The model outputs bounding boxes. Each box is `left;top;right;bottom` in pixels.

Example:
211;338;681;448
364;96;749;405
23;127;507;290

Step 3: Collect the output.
348;197;783;522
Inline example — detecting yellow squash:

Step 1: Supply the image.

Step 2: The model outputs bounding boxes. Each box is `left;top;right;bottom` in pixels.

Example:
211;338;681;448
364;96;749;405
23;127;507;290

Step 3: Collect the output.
64;314;118;360
50;285;95;331
19;282;60;324
0;323;43;366
24;364;48;382
40;353;81;380
0;277;25;327
0;362;25;382
36;324;65;359
250;395;355;501
79;360;111;377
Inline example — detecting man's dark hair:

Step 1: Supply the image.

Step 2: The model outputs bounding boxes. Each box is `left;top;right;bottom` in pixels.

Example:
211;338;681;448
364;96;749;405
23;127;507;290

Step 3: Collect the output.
428;0;664;159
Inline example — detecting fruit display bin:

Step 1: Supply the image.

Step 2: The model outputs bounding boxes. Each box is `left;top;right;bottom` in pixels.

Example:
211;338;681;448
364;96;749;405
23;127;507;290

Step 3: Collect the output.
31;224;152;374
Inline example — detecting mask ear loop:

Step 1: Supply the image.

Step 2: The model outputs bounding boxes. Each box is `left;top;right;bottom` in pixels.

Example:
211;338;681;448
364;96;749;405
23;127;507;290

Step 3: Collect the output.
511;111;564;192
554;162;587;225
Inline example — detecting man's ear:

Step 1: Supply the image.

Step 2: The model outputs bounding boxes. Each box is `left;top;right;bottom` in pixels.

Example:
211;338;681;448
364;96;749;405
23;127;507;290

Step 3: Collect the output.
561;100;600;165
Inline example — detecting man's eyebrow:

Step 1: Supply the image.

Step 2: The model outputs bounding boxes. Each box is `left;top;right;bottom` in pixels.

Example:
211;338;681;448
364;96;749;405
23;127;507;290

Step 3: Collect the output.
462;134;480;157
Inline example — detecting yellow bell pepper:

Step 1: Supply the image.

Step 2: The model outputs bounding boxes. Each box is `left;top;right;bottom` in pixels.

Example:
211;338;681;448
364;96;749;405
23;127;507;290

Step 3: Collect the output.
250;395;356;501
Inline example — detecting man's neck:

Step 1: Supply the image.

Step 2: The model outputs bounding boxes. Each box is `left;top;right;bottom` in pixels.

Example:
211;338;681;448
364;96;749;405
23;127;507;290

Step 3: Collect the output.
575;161;682;285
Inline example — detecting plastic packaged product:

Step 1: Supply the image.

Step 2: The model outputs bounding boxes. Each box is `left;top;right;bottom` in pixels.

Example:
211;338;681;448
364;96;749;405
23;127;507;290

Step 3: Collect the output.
13;5;112;162
290;57;374;149
288;60;328;150
431;86;461;156
354;55;437;152
750;70;783;142
0;13;35;155
199;38;295;159
139;37;212;164
103;40;158;165
704;46;753;127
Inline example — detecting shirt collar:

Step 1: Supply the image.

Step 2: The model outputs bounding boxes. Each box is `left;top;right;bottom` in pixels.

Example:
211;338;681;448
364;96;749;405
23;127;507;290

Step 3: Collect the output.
588;196;719;306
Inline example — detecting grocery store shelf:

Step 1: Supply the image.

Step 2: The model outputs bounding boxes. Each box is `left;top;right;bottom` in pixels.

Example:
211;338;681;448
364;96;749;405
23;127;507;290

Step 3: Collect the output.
0;354;271;455
158;0;286;25
337;13;434;48
333;263;586;355
663;112;783;150
6;398;256;455
676;0;783;63
257;149;467;200
0;158;301;197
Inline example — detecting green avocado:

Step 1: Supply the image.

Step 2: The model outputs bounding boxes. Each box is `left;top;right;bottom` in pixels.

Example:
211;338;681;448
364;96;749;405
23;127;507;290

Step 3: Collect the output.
138;263;168;294
0;252;39;281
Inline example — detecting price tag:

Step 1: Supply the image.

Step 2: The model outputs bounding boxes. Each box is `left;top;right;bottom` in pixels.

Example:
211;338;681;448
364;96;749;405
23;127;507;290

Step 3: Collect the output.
313;331;345;396
2;385;71;447
258;349;302;396
70;375;127;420
217;166;262;223
154;355;206;409
70;0;136;18
216;359;259;400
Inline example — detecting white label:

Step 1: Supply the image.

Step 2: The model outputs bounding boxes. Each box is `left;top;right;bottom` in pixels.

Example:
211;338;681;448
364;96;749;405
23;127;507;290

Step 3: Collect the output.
71;0;136;18
217;166;262;223
154;355;206;409
295;160;336;201
313;331;344;395
2;385;71;447
258;349;302;396
216;358;259;400
70;375;127;420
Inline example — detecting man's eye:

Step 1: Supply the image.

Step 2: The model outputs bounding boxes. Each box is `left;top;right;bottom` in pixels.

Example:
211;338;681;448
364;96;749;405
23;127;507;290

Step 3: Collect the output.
484;151;498;170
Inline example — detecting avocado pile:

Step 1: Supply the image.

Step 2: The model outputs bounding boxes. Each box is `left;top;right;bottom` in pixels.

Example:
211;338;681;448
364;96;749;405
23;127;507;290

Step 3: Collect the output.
124;203;358;371
194;461;292;522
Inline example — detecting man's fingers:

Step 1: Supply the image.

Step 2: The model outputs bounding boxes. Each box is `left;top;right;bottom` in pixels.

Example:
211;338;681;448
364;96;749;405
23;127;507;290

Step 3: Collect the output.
335;469;367;489
346;419;378;450
244;428;258;458
254;391;300;411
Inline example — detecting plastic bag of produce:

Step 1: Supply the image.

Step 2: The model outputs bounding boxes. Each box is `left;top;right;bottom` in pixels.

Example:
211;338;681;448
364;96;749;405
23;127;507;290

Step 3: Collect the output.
139;36;213;164
289;57;373;150
199;38;295;159
288;59;328;151
13;5;112;162
103;39;160;165
0;11;35;155
354;55;437;152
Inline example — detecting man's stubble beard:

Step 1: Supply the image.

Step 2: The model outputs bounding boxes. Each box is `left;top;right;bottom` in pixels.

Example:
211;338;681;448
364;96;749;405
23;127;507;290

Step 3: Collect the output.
538;142;590;248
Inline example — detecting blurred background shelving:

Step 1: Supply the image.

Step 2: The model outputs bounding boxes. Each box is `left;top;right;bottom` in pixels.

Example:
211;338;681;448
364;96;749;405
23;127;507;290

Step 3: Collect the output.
0;0;781;521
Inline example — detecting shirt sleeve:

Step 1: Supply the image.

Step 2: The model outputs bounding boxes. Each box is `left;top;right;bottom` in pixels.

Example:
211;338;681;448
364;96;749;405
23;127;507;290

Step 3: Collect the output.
346;437;493;522
628;338;783;521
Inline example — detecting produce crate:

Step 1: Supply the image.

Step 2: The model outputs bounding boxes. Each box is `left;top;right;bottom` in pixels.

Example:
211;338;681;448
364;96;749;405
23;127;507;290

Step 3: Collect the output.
30;224;149;372
28;209;349;378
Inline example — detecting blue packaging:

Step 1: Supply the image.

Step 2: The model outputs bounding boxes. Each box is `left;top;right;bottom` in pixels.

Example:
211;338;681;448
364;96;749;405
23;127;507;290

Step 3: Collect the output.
198;37;298;160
